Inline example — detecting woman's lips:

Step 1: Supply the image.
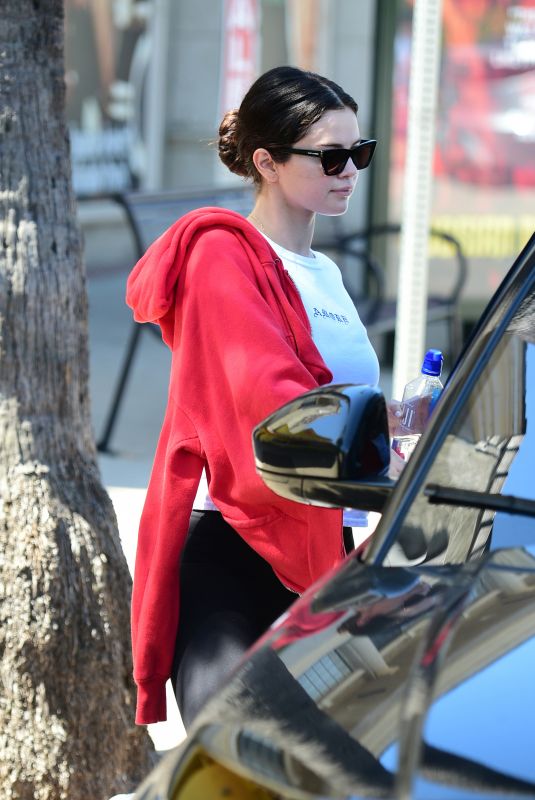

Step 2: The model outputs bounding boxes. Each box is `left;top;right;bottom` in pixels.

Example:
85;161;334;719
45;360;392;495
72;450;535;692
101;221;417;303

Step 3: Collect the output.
331;186;354;196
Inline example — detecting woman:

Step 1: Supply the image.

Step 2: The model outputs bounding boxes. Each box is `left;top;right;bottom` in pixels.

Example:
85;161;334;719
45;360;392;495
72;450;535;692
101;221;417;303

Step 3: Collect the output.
126;65;387;729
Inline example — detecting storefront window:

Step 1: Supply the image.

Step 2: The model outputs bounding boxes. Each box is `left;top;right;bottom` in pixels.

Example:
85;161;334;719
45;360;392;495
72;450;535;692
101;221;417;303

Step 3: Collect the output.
390;0;535;313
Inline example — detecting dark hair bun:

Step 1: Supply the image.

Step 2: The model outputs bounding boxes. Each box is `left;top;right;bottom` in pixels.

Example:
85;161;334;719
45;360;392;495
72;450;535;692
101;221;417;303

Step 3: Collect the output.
218;109;248;176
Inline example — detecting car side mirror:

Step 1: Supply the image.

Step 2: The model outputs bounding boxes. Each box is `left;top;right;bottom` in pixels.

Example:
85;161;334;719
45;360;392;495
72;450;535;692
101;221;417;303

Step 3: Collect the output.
253;384;395;512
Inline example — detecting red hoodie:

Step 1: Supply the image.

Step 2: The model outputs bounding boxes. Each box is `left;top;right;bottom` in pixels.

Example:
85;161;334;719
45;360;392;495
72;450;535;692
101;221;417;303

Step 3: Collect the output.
126;207;344;724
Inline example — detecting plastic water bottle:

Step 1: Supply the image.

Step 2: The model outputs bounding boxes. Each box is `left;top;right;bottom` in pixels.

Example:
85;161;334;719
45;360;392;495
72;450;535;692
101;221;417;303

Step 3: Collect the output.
391;349;444;461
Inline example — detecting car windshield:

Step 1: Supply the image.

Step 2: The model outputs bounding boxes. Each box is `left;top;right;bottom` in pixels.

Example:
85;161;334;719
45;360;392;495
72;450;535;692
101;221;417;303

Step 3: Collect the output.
383;286;535;567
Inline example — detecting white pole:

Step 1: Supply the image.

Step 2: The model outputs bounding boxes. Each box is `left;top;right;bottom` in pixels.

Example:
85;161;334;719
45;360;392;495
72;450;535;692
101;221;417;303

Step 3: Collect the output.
392;0;443;400
144;0;170;190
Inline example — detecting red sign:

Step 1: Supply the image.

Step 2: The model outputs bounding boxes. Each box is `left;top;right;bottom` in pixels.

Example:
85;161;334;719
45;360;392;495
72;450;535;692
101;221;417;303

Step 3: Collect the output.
219;0;261;117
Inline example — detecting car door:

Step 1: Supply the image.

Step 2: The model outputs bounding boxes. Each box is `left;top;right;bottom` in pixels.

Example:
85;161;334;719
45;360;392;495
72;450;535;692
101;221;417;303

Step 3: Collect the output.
366;239;535;569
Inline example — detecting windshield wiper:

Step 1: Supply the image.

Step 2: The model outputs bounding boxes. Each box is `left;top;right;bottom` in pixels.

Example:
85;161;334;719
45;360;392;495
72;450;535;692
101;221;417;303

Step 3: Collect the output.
424;484;535;518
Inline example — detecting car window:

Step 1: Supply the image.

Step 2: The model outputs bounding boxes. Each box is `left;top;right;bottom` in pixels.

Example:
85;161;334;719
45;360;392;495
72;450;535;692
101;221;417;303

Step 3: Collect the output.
384;289;535;567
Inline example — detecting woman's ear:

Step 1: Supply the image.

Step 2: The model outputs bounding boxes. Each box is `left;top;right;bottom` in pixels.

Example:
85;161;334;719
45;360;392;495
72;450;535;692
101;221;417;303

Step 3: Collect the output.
252;148;279;183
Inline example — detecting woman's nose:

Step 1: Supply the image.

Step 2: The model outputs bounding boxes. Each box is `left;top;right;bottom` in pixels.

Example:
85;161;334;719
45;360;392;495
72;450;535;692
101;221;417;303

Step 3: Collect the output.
339;157;358;179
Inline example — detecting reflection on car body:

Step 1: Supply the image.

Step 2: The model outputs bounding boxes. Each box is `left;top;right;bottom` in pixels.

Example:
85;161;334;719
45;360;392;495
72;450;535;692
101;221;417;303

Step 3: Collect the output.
133;235;535;799
135;554;535;799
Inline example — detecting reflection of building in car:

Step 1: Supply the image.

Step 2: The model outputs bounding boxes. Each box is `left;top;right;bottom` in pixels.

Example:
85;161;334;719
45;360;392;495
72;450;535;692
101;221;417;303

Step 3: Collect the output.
133;553;535;800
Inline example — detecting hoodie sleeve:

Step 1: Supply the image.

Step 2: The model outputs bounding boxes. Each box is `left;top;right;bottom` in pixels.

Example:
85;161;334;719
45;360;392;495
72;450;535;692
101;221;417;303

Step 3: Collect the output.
175;229;344;589
180;230;320;421
131;399;203;724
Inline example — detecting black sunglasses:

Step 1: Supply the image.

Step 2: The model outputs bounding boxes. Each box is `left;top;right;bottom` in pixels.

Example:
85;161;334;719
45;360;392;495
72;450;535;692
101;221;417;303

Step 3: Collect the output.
273;139;377;176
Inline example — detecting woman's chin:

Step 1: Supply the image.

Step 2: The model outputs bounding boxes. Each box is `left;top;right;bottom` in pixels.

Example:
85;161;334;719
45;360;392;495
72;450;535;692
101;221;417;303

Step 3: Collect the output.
320;203;351;218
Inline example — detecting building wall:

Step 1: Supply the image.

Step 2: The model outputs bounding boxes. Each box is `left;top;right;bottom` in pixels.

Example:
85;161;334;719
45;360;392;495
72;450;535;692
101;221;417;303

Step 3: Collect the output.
162;0;224;191
329;0;377;233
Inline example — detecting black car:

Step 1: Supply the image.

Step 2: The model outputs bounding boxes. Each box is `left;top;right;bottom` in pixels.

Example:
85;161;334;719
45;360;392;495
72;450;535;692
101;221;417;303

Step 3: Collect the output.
133;234;535;800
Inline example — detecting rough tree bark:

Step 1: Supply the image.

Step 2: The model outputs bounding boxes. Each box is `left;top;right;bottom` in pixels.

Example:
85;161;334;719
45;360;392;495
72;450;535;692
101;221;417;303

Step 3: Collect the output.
0;2;154;798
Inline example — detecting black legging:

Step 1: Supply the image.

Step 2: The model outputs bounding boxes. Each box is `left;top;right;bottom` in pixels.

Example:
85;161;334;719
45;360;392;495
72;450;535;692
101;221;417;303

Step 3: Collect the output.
172;510;353;728
171;510;298;728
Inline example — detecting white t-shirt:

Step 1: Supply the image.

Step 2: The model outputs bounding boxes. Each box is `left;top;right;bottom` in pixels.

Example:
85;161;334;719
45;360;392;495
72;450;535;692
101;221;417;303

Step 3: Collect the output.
264;236;380;388
193;234;380;530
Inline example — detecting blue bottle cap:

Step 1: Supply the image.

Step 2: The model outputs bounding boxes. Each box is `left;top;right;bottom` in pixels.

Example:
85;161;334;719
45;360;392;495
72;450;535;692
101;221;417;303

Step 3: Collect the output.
422;348;443;376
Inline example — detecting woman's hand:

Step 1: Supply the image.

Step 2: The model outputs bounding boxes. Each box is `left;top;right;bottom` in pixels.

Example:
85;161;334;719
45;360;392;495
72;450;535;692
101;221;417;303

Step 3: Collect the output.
388;447;406;479
386;399;402;436
386;400;406;478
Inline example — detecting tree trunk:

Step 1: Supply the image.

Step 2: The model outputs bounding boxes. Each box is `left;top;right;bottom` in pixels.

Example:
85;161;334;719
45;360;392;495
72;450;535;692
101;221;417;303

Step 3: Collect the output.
0;2;154;798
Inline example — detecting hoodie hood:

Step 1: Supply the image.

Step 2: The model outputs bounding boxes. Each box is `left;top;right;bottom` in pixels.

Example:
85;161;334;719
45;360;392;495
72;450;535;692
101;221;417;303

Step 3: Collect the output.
126;207;281;347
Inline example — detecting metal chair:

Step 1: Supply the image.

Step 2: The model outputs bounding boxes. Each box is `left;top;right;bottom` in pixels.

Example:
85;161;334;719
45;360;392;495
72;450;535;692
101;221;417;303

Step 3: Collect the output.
91;187;253;452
